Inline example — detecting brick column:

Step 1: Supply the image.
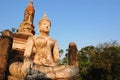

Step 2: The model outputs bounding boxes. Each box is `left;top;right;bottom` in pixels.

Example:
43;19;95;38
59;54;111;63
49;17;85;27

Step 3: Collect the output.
0;30;13;80
68;42;78;67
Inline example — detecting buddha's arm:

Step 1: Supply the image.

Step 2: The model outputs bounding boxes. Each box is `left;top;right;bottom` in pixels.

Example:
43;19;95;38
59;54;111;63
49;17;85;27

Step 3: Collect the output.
22;36;34;71
24;36;34;58
53;40;60;63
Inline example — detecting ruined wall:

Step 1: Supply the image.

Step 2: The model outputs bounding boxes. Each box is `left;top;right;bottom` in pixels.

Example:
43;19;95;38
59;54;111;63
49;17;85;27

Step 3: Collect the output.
0;30;13;80
68;42;78;67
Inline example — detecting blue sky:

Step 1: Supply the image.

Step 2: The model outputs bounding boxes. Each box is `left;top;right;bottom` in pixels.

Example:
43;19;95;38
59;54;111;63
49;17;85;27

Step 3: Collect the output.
0;0;120;52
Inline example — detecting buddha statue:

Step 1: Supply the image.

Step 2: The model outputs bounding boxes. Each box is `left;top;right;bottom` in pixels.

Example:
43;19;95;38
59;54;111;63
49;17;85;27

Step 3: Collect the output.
9;13;79;79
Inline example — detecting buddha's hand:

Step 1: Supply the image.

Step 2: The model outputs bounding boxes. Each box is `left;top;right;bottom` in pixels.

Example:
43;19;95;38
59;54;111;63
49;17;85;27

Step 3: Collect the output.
54;59;60;65
21;57;31;77
23;57;32;69
22;57;31;73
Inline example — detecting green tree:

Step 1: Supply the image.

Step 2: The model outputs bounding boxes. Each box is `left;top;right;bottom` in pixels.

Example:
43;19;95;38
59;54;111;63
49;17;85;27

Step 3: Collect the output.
89;41;120;80
59;49;64;57
78;46;95;80
60;49;69;65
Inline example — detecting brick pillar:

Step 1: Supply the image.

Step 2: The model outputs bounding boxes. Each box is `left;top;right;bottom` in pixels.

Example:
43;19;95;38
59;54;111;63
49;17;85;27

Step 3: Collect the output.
68;42;78;67
0;30;13;80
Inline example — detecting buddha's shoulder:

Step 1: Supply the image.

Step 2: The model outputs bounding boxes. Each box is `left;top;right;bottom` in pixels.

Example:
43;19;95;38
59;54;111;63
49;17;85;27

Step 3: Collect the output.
27;35;37;41
28;36;58;42
48;37;58;42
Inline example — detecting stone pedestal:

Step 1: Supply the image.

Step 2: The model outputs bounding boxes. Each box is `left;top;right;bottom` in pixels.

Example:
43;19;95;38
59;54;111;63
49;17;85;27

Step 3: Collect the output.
12;33;30;52
8;76;24;80
12;33;36;53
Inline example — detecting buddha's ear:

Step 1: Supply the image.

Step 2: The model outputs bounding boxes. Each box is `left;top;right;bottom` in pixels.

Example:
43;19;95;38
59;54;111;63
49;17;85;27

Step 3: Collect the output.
38;23;42;31
38;27;42;33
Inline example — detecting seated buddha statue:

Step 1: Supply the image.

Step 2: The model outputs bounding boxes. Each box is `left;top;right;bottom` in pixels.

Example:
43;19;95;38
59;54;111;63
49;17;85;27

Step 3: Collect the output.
9;13;79;79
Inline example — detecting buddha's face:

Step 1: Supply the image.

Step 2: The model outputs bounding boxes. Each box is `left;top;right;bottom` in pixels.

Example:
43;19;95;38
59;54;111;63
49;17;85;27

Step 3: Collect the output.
39;19;51;33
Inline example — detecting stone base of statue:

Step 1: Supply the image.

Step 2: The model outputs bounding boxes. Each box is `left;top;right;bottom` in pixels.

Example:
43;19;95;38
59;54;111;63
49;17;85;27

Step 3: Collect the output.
8;76;24;80
8;75;80;80
8;74;80;80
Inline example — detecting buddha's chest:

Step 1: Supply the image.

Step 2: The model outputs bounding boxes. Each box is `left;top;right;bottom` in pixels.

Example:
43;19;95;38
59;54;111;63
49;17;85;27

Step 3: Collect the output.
34;37;55;49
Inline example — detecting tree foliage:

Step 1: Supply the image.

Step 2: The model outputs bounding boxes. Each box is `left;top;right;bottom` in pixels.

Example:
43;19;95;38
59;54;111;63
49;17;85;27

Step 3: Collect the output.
60;49;68;65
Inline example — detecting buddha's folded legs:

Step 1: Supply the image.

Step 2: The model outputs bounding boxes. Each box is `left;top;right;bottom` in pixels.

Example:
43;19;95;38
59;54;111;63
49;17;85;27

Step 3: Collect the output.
33;64;79;79
46;65;79;79
9;62;79;79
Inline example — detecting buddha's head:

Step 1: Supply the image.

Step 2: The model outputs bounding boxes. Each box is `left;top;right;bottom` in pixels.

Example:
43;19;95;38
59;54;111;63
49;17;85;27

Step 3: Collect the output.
38;13;51;34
